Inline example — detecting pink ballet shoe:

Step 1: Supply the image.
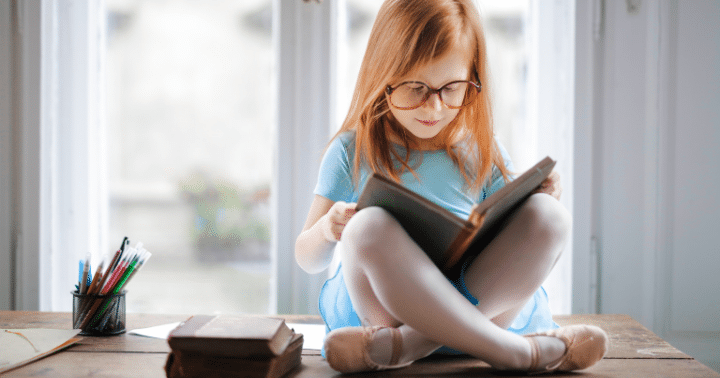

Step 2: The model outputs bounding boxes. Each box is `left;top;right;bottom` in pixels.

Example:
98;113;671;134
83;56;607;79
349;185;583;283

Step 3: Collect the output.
324;326;412;374
525;324;609;373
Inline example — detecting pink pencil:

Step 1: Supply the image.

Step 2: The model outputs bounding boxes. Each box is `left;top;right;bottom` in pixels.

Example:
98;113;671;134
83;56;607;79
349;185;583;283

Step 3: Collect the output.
101;254;129;294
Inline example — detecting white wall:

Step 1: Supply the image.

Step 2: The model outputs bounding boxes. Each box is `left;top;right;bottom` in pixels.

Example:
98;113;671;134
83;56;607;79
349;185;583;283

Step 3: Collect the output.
585;0;720;371
0;0;13;310
667;1;720;370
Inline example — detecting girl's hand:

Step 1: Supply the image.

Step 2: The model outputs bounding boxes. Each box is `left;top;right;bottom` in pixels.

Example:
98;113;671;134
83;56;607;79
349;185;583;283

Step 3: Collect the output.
534;170;562;200
321;201;357;242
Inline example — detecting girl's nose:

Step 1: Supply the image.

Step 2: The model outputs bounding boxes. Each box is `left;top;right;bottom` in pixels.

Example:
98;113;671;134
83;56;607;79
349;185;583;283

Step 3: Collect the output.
423;93;443;111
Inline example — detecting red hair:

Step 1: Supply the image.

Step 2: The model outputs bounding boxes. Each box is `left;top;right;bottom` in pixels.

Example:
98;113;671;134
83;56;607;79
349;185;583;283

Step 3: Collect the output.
331;0;508;192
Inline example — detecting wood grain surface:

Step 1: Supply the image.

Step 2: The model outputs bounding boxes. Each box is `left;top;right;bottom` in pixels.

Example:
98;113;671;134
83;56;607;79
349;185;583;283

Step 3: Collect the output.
1;311;717;377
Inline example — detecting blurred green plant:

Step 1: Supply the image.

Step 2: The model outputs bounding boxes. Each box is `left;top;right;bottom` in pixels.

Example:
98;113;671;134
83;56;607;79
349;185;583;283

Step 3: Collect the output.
179;171;270;261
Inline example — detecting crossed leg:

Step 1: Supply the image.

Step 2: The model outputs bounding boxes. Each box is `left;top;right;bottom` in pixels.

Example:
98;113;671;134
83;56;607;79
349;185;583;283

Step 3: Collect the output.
338;193;571;370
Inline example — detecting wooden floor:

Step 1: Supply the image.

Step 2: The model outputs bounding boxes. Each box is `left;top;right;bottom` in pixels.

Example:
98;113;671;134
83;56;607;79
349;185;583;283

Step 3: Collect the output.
1;312;718;377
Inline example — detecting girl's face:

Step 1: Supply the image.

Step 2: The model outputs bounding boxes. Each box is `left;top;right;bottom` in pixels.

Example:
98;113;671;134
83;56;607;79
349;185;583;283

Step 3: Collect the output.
386;46;472;149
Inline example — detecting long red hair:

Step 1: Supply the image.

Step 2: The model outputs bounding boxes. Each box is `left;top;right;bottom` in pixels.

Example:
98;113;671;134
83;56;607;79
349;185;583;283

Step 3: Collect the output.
331;0;508;192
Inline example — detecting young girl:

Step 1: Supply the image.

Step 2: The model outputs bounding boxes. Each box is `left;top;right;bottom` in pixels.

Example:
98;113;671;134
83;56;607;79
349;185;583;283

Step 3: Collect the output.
295;0;608;374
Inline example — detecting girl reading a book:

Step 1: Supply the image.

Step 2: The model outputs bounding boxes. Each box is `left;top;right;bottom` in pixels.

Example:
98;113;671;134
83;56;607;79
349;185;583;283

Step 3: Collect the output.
295;0;608;374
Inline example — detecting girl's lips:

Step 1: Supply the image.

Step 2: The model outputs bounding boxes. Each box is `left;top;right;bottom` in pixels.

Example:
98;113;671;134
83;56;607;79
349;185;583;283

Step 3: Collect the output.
416;119;440;126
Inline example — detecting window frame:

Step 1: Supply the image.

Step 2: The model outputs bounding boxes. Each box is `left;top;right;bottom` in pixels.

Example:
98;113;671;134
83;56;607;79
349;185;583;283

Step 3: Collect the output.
1;0;107;311
2;0;54;311
570;0;600;315
272;0;343;314
526;0;576;315
2;0;585;316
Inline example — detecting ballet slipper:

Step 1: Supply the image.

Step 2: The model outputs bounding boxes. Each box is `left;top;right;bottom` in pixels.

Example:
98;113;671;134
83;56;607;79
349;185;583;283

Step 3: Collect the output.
525;324;609;373
324;326;413;374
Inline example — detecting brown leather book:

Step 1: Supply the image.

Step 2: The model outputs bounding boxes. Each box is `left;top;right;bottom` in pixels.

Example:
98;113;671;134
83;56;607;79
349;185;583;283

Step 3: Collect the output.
165;333;303;378
357;156;556;272
167;315;296;358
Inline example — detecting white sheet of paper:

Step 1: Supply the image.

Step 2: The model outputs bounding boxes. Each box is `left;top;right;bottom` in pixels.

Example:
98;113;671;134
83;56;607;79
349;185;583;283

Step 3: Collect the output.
128;322;181;339
286;322;325;350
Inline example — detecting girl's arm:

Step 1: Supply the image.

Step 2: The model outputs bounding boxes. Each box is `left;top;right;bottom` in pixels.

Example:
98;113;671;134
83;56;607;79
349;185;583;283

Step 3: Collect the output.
295;195;357;274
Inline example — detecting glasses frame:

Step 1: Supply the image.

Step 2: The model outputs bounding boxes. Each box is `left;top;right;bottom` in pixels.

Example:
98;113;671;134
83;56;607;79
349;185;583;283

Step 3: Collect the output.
385;80;482;110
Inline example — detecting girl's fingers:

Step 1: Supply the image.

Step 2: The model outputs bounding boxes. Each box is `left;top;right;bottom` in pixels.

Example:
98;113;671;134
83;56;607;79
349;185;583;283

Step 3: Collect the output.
533;171;562;200
343;209;357;221
330;222;347;241
324;202;358;241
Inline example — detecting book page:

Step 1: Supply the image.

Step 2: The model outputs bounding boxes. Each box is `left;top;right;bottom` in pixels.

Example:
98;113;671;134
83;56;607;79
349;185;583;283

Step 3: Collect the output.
0;329;81;374
195;315;283;340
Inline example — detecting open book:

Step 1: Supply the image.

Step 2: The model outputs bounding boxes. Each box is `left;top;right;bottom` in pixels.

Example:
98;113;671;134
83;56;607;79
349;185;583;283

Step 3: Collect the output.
1;329;81;374
356;156;556;272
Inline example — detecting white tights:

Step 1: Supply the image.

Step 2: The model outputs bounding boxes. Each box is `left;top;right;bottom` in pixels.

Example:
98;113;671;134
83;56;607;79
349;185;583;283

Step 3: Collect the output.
338;193;571;370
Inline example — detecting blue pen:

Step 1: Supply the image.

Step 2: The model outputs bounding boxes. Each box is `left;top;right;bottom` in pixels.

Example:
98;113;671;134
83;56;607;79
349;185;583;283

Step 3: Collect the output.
78;261;84;287
80;253;91;294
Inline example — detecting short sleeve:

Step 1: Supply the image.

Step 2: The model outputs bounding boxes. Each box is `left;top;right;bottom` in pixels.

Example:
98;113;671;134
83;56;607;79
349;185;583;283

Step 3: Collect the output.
313;134;356;202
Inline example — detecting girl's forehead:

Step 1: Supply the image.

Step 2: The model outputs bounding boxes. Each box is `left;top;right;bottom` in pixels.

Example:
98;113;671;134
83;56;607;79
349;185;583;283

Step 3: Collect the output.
397;46;473;86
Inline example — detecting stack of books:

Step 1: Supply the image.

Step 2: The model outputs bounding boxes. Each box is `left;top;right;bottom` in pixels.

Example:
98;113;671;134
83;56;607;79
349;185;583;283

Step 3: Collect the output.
165;315;303;378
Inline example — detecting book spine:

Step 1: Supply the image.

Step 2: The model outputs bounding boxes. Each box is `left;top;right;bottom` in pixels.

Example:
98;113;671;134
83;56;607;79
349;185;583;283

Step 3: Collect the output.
442;225;475;272
169;338;274;357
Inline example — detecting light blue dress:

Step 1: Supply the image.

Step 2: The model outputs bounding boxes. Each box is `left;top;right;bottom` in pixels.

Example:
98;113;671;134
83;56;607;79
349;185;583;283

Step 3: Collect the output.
314;132;558;355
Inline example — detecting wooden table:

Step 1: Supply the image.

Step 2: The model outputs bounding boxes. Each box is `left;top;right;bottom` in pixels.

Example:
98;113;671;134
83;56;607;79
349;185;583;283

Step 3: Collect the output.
1;311;717;377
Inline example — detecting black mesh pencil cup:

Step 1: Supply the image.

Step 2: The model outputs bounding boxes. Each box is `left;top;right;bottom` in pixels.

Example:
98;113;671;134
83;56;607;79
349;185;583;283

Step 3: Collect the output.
72;290;127;336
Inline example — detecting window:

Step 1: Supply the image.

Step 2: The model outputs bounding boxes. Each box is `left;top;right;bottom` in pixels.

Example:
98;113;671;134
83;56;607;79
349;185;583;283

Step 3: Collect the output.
105;0;275;314
4;0;572;316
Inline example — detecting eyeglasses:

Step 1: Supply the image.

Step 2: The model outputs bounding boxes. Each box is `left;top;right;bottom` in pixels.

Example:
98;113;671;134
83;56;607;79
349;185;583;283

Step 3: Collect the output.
385;80;481;110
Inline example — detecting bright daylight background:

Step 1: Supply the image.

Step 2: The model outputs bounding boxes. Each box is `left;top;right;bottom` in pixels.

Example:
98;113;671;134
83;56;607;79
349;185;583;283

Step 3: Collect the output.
106;0;532;315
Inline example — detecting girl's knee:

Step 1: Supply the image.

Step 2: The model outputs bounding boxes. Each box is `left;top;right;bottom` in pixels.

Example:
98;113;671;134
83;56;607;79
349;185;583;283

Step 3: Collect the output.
341;206;401;253
520;193;572;244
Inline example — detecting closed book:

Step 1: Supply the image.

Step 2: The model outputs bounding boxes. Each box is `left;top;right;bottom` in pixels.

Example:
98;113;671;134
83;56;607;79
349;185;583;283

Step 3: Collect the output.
357;156;556;272
165;333;304;378
168;315;295;358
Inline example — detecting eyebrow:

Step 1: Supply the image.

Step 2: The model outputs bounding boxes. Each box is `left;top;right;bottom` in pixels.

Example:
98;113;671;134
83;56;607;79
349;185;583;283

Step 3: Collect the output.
393;71;472;87
393;79;469;88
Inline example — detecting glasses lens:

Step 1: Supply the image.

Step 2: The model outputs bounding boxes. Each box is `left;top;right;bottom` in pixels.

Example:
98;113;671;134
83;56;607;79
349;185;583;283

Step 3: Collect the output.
390;81;477;109
390;82;428;109
440;81;471;108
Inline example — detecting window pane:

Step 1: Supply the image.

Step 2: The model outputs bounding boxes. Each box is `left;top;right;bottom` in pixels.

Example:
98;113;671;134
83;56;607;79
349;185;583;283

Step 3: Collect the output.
105;0;274;314
336;1;386;128
477;0;531;169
